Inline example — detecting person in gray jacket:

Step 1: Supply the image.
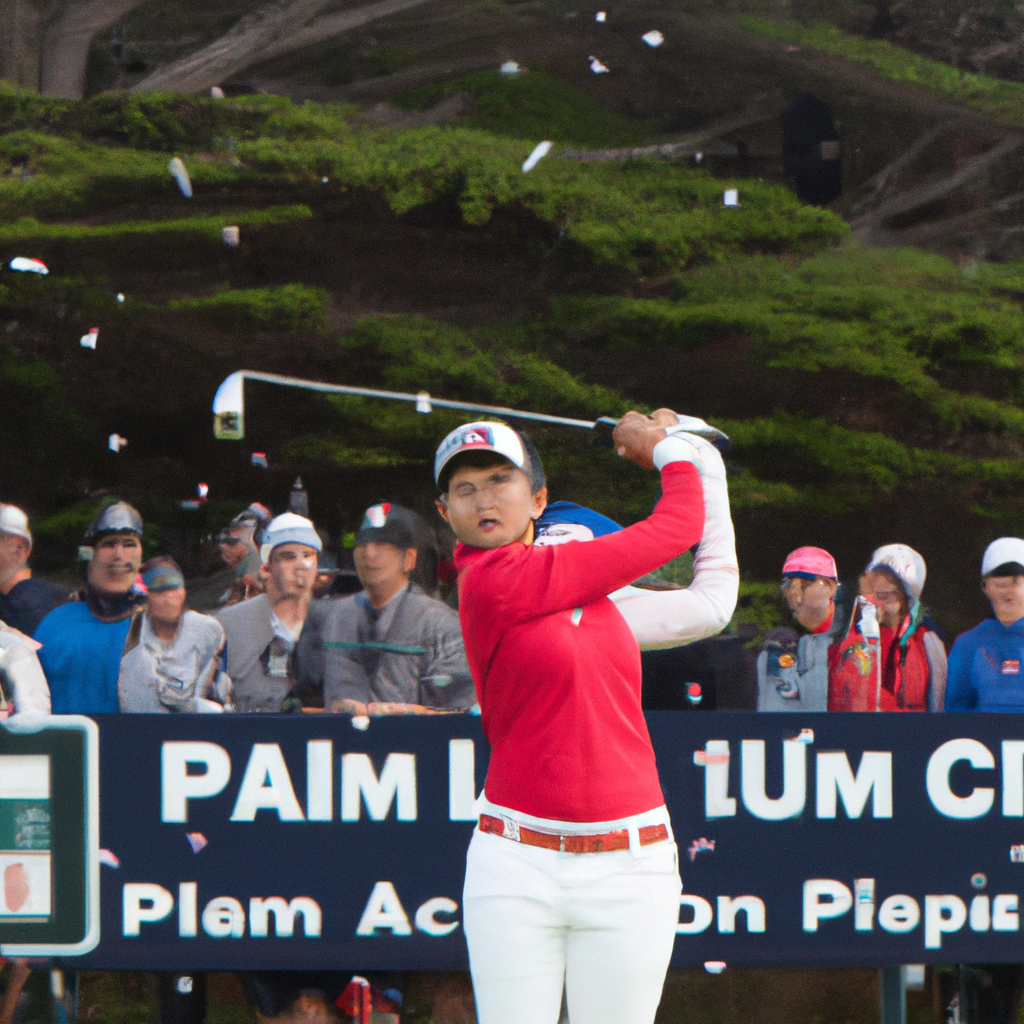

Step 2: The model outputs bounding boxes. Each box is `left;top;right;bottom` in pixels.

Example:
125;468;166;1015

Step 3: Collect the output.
297;504;473;714
118;557;229;713
757;546;842;712
216;513;321;713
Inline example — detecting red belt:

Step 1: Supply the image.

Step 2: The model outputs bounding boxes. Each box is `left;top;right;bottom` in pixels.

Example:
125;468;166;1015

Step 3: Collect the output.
478;813;669;854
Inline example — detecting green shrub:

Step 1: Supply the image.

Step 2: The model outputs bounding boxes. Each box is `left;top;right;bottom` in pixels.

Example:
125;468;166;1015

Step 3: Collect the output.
739;16;1024;126
0;205;311;243
396;69;656;147
166;283;329;332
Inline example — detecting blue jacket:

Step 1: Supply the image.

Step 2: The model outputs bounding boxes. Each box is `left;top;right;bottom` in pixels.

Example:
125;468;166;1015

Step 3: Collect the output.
34;602;133;714
946;617;1024;711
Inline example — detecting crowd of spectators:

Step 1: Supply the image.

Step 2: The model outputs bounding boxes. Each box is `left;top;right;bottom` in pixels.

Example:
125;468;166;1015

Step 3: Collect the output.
3;418;1024;1023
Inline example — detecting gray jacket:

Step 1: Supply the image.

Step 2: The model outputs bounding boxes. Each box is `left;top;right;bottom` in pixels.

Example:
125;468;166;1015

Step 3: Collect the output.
119;610;226;713
756;626;834;712
215;594;295;713
297;584;474;711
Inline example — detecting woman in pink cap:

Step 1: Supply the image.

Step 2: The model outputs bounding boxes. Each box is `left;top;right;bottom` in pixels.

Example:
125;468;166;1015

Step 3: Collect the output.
757;546;841;711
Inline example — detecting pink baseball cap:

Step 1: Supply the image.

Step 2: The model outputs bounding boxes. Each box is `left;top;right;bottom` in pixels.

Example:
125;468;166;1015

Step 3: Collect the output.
782;546;838;580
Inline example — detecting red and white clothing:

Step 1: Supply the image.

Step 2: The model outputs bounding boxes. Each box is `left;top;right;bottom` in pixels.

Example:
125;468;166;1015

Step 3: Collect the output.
455;454;705;821
456;439;705;1024
609;435;737;649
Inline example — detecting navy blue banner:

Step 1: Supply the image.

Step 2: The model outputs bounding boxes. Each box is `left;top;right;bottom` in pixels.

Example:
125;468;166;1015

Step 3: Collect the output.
70;712;1024;970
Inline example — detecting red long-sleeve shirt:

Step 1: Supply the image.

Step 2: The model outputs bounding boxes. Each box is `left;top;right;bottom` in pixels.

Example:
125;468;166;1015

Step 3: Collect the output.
454;461;705;821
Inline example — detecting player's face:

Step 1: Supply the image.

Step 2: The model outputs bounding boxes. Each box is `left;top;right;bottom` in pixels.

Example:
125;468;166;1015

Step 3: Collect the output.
443;463;547;549
983;575;1024;625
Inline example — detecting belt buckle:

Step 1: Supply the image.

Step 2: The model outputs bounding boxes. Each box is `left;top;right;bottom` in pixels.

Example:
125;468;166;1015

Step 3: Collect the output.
501;817;521;842
559;835;566;853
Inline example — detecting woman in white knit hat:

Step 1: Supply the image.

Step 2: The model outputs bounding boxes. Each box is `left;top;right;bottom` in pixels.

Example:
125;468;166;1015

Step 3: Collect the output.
829;543;947;712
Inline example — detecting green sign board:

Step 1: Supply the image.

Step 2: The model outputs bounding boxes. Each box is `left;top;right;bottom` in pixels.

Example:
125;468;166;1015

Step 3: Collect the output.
0;717;98;956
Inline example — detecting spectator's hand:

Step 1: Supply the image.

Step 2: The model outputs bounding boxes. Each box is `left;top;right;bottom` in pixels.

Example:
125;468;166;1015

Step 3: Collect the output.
613;411;670;470
368;701;432;715
332;698;369;717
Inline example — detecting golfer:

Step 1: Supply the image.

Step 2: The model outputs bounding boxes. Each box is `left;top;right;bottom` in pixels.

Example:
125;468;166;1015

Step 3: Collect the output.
434;411;706;1024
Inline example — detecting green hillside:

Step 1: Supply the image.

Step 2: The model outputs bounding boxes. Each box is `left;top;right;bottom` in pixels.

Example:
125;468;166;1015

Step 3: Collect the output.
0;83;1018;635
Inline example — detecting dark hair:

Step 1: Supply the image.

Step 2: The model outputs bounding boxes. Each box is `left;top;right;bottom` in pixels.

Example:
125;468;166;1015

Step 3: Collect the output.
986;561;1024;578
440;427;546;495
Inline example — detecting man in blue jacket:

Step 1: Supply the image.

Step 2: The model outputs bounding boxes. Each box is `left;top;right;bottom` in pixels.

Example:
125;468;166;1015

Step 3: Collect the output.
34;503;145;714
946;537;1024;711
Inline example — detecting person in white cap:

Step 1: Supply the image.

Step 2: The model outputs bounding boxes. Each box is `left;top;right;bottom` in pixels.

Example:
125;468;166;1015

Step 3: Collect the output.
434;411;705;1024
215;513;321;712
829;543;946;711
0;504;67;635
946;537;1024;710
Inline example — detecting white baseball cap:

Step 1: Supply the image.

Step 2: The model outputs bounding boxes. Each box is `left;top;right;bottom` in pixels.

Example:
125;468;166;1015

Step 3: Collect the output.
982;537;1024;577
434;421;527;488
0;504;31;546
259;513;322;563
866;543;926;600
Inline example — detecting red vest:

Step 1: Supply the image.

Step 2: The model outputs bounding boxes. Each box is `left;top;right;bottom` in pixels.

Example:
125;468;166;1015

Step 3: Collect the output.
829;615;931;712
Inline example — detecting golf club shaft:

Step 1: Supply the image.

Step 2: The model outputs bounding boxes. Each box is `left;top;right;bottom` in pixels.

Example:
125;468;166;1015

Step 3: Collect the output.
234;370;609;430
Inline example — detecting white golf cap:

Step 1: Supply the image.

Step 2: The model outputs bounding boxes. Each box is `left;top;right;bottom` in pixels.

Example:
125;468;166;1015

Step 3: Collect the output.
0;504;31;545
982;537;1024;576
259;513;322;563
434;421;527;487
866;543;926;600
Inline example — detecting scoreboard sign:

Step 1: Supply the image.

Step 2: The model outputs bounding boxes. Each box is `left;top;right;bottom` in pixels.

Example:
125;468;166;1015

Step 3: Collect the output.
0;716;99;956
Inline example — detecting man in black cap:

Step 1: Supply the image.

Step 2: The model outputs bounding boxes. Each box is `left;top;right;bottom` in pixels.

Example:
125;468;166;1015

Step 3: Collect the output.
297;503;473;714
34;501;145;713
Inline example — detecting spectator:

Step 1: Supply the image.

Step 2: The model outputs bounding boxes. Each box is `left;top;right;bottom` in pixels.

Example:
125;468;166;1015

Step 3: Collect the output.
829;543;946;711
218;504;271;605
118;557;230;713
297;503;473;714
756;547;841;712
215;513;320;712
34;503;145;714
946;537;1024;711
0;504;66;635
0;620;50;717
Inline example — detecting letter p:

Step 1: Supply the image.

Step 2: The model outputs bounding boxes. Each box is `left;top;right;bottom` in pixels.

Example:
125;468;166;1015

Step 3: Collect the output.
123;883;174;936
803;879;852;932
162;742;231;822
925;895;967;949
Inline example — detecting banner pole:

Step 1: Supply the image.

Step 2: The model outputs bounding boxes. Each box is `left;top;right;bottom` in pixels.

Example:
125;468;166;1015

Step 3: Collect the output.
879;966;906;1024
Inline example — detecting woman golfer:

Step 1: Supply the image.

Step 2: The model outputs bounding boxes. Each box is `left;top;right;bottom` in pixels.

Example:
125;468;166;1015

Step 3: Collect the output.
434;410;706;1024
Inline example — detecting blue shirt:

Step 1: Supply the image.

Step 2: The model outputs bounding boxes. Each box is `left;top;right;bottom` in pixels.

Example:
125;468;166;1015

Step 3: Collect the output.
34;602;132;714
946;616;1024;711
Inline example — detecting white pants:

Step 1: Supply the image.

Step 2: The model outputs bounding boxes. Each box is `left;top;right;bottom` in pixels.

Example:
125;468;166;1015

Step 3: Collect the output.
463;827;681;1024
